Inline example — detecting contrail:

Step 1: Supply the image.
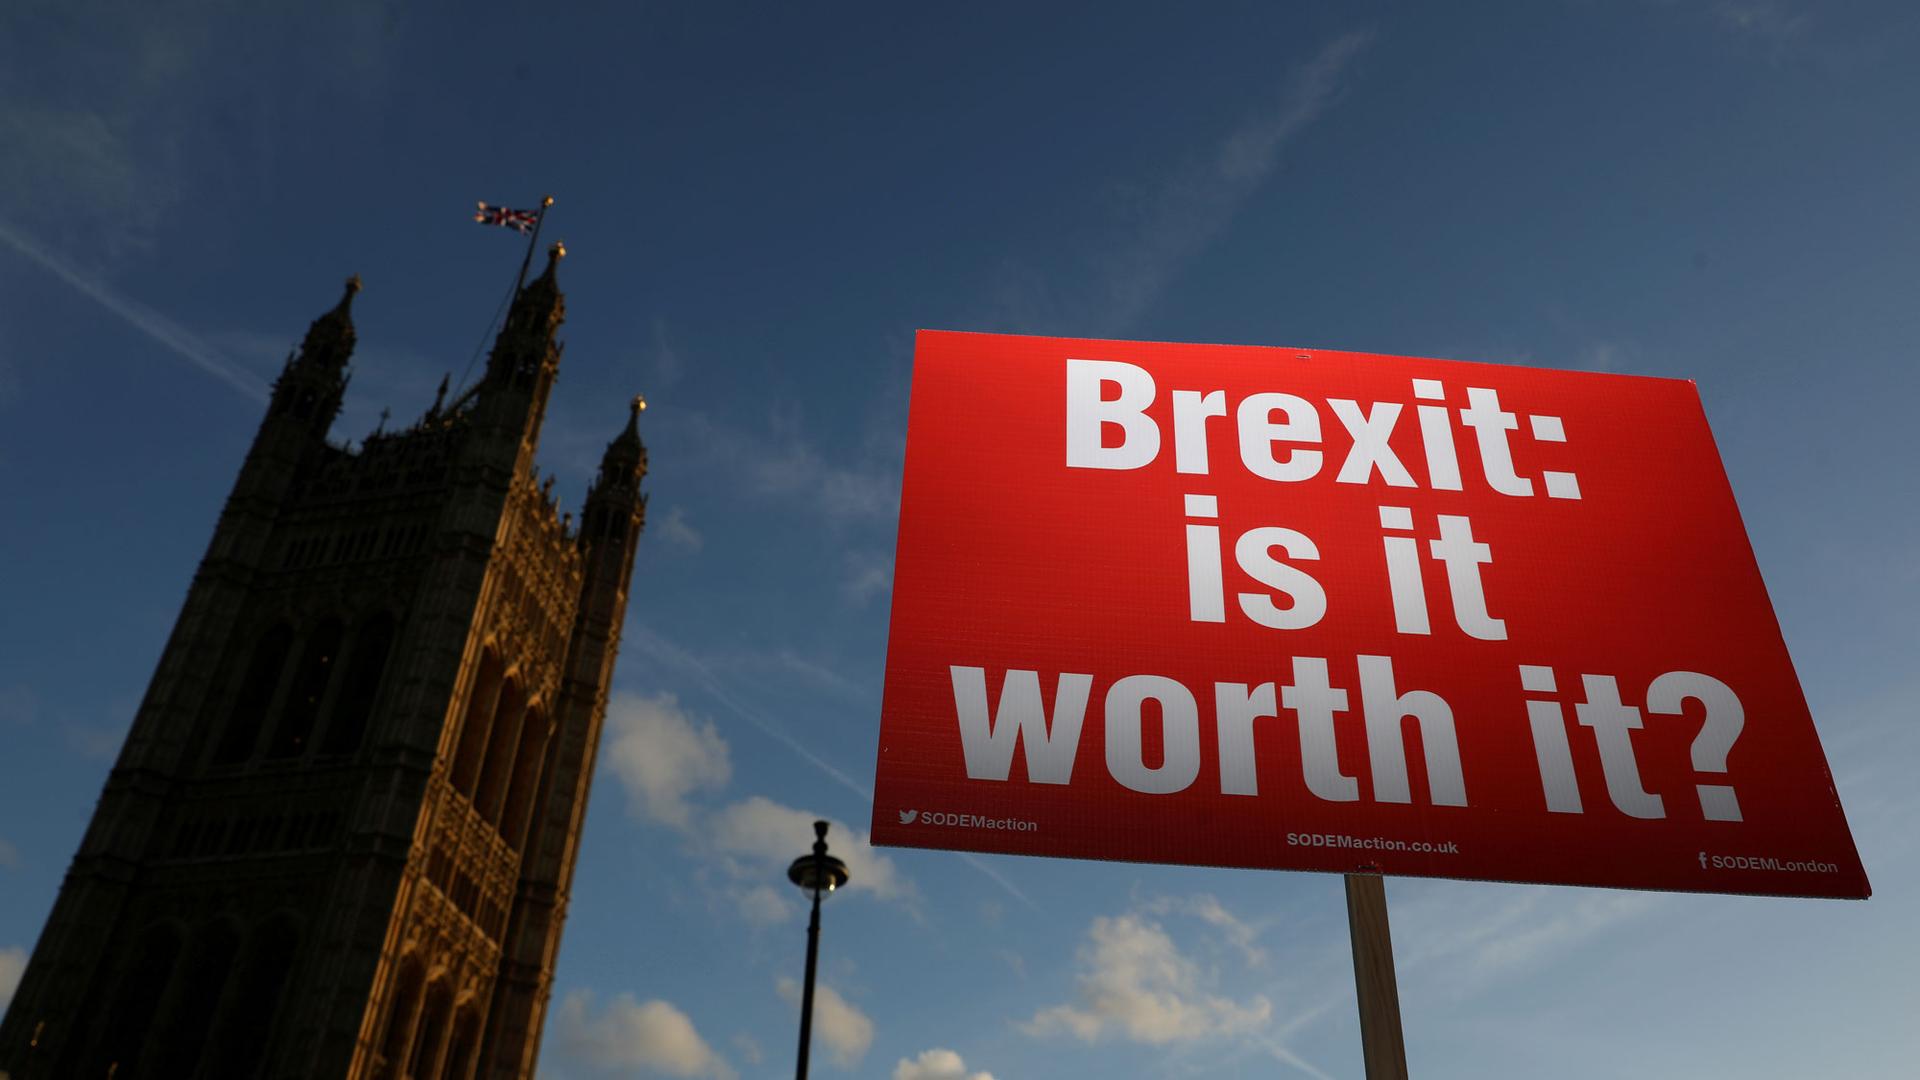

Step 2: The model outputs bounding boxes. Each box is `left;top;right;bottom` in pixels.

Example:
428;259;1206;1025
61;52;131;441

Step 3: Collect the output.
0;220;268;403
628;625;872;799
956;852;1038;910
1258;1036;1340;1080
628;623;1040;910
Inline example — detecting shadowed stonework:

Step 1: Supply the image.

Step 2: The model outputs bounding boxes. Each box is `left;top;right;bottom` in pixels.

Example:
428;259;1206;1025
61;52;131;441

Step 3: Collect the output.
0;251;647;1079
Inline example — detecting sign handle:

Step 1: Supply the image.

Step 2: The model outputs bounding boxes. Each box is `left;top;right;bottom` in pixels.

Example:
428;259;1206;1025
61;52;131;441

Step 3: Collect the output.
1344;873;1409;1079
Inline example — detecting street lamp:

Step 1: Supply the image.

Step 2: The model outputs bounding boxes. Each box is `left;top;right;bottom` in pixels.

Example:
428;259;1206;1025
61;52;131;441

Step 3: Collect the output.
786;820;850;1080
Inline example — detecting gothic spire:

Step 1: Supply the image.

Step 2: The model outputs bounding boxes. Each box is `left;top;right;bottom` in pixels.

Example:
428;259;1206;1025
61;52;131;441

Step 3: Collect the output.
298;274;361;368
598;395;647;485
485;243;565;388
511;243;564;329
269;274;360;426
612;394;643;451
581;395;648;550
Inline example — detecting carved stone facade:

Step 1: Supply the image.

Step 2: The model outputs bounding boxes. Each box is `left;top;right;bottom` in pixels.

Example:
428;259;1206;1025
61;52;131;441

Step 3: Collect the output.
0;250;647;1079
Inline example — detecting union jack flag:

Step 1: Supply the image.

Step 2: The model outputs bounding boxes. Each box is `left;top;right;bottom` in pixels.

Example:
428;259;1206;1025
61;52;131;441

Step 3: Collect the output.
474;201;539;234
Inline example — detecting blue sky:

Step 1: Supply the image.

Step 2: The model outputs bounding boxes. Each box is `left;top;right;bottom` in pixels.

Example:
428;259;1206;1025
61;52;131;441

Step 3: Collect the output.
2;2;1917;1077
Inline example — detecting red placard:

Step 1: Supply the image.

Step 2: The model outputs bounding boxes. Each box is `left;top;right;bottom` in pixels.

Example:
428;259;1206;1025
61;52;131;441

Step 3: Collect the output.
870;331;1868;898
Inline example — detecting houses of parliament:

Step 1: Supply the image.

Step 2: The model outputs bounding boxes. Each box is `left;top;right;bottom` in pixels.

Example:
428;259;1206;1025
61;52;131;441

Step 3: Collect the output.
0;245;648;1078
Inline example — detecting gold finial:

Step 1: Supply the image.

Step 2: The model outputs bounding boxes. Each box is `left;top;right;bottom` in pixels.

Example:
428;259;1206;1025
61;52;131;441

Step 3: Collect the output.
542;195;555;207
631;394;647;414
346;273;363;295
549;240;566;260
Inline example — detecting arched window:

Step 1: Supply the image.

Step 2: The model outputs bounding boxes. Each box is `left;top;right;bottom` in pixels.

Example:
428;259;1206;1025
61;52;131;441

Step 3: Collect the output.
82;921;183;1076
500;707;553;852
443;1006;483;1080
473;680;527;824
451;651;505;795
321;612;397;754
205;914;301;1078
376;955;427;1079
148;918;242;1076
408;978;456;1078
267;618;345;759
213;624;293;764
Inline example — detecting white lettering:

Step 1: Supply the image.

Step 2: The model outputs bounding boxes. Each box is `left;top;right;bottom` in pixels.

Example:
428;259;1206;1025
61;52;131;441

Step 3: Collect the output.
1331;399;1414;487
1574;674;1664;819
1460;386;1532;496
1379;505;1429;635
1184;494;1224;623
1065;359;1158;470
1214;682;1275;796
1413;379;1463;490
1646;671;1744;822
1172;389;1227;474
1105;675;1201;795
1281;657;1358;802
949;667;1092;784
1234;527;1326;630
1358;655;1466;806
1519;665;1583;813
1235;393;1322;482
1429;514;1505;640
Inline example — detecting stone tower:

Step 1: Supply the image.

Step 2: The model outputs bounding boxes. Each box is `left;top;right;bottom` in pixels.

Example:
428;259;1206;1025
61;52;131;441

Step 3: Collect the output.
0;248;647;1079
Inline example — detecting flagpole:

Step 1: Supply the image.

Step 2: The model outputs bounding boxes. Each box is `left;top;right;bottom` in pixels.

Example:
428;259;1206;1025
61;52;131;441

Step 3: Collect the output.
515;195;556;294
446;194;556;409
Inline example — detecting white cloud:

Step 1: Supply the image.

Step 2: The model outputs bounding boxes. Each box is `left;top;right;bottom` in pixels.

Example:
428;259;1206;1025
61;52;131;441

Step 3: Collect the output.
732;883;793;926
892;1047;996;1080
670;410;899;526
731;1032;764;1066
648;318;685;389
0;4;398;264
1023;914;1271;1045
626;625;874;801
67;720;128;761
0;946;26;1010
996;948;1027;980
1572;341;1633;373
1711;1;1809;43
0;103;152;260
656;506;704;552
708;796;911;903
841;550;893;607
554;990;735;1079
596;677;917;915
777;977;874;1068
604;692;732;827
1140;894;1266;967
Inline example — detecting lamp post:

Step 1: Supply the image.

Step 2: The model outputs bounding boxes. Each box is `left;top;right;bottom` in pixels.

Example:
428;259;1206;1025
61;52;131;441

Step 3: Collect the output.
786;820;850;1080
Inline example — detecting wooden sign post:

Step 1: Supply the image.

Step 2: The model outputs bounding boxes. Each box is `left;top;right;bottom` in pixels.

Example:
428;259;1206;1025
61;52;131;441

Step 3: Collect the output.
1345;874;1409;1080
